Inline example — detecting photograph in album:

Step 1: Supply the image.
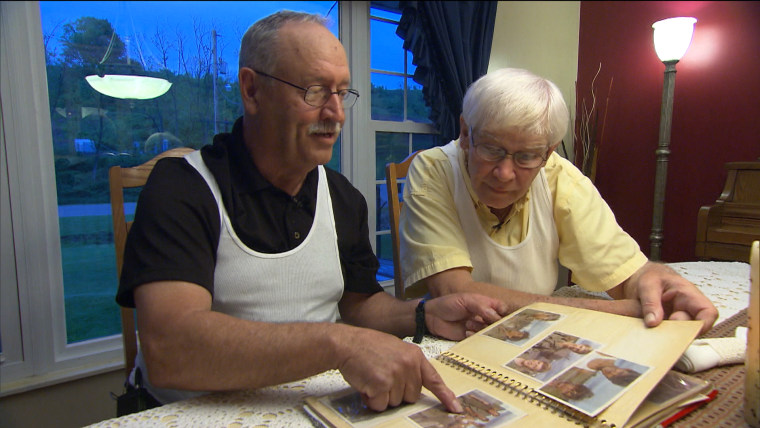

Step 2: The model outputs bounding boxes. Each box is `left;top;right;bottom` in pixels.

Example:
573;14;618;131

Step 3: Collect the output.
305;302;704;428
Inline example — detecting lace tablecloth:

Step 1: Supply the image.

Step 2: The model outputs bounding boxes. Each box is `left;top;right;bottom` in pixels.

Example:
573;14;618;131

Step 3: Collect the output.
87;261;751;427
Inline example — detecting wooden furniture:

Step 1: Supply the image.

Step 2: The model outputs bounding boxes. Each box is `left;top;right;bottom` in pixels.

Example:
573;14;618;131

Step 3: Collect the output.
108;147;195;377
747;240;759;427
696;160;760;262
385;151;420;300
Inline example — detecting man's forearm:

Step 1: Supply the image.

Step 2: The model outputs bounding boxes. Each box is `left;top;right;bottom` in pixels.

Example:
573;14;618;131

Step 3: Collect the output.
139;311;355;392
427;276;641;318
339;291;418;338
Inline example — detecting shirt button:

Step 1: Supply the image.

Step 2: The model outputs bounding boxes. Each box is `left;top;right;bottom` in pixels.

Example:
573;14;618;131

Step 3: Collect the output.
294;232;301;240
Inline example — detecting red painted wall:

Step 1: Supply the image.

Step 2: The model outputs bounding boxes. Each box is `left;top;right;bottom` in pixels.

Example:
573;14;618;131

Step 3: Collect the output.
577;1;760;262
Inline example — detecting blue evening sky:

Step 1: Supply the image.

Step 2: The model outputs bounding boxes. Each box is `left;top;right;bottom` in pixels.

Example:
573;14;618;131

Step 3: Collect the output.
38;1;408;86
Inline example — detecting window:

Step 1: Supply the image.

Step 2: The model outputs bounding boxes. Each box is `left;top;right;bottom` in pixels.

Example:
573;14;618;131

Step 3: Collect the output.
367;2;439;287
0;1;429;394
0;0;340;395
39;0;339;345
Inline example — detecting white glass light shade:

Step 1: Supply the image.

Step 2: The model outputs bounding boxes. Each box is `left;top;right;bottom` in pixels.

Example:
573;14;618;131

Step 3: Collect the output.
652;17;697;62
85;75;172;100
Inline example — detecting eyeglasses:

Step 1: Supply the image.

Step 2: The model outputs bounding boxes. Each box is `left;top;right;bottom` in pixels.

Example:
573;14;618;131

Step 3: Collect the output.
469;127;548;169
254;70;359;109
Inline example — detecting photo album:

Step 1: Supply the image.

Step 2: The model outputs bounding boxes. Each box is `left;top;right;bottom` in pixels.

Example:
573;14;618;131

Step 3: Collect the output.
305;302;714;428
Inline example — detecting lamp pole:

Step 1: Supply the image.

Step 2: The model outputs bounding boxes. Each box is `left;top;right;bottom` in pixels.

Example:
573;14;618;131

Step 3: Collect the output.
649;60;678;261
648;16;696;261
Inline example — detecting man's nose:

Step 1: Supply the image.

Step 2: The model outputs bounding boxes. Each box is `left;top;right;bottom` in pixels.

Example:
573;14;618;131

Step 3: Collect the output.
321;93;345;123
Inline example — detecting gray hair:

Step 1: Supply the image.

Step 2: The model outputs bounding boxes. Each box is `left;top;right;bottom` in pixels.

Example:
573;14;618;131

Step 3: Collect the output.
239;10;327;73
461;68;569;146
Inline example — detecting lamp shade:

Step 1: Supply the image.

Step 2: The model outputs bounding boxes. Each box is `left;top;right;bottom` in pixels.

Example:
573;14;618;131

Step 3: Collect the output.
652;17;697;62
85;75;172;100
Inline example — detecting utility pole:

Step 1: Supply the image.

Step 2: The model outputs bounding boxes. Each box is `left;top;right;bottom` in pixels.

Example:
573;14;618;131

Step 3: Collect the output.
212;29;218;134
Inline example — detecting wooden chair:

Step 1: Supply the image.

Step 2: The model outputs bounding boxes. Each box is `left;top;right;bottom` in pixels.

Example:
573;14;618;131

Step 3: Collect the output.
385;151;423;300
109;147;195;377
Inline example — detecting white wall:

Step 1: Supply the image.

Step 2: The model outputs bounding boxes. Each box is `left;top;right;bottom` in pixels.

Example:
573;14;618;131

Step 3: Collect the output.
489;1;580;160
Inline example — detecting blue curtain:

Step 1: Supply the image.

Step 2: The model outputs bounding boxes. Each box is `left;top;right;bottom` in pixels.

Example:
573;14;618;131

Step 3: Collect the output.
396;1;497;142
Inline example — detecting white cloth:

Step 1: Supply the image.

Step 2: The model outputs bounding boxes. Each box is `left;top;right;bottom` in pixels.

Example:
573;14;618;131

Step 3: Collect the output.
442;141;559;294
675;326;748;373
186;151;344;323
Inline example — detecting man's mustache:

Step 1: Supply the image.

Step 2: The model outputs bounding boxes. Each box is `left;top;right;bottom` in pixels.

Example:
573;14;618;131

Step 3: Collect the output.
308;122;341;134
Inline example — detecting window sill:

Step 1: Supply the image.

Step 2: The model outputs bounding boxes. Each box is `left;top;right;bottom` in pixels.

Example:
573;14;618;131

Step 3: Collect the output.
0;357;123;398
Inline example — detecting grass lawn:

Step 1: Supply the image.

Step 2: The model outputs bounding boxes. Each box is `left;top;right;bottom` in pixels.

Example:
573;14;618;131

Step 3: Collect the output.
59;215;122;343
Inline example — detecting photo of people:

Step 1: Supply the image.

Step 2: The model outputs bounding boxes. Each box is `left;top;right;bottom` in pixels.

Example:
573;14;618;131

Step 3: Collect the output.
586;356;644;387
408;389;524;428
505;331;600;382
538;353;650;416
483;309;562;346
321;389;423;427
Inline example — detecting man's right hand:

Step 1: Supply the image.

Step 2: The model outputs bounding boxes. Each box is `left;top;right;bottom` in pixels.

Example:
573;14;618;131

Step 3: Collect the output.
335;327;463;413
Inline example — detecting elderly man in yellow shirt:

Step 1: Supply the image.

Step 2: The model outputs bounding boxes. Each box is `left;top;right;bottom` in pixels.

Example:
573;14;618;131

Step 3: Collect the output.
399;68;717;334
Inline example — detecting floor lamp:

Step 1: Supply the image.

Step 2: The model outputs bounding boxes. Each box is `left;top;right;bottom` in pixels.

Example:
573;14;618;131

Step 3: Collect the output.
649;17;697;261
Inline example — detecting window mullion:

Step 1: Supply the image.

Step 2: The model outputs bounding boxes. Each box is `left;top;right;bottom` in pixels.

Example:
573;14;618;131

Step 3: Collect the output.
0;0;61;386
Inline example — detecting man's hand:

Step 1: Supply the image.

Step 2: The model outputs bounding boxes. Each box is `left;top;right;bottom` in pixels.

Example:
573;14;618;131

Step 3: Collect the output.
623;262;718;334
335;327;463;413
425;293;508;340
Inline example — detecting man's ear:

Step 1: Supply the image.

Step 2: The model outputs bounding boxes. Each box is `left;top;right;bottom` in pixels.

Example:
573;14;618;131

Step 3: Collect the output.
238;67;258;115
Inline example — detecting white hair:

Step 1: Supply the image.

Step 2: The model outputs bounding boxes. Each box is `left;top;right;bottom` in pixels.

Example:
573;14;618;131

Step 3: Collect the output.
462;68;569;146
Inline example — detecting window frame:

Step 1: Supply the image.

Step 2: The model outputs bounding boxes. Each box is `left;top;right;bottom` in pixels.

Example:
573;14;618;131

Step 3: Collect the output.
362;3;437;288
1;1;124;396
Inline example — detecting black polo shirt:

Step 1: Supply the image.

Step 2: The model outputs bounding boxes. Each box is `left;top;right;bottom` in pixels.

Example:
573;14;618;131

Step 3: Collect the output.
116;117;382;307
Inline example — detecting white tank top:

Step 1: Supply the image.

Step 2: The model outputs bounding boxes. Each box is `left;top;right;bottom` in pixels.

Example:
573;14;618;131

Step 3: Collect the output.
185;150;344;322
442;141;559;294
135;151;344;404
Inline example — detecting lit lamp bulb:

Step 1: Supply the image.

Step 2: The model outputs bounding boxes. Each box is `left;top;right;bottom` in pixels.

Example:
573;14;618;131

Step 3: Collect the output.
652;17;697;62
85;75;172;100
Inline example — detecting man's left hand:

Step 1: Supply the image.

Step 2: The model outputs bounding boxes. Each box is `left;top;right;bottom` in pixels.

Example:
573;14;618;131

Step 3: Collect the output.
424;293;508;340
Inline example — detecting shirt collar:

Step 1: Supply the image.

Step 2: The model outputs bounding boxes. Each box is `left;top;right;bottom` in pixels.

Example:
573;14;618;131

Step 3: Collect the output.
208;117;318;203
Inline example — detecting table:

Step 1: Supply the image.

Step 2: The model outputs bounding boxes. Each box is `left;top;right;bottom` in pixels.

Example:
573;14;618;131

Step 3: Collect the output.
86;261;751;427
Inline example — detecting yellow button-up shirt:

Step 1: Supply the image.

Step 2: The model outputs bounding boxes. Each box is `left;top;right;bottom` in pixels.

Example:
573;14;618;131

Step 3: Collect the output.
399;140;648;292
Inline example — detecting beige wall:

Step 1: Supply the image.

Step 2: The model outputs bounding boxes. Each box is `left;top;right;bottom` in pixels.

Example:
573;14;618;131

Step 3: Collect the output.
0;370;124;428
489;1;580;160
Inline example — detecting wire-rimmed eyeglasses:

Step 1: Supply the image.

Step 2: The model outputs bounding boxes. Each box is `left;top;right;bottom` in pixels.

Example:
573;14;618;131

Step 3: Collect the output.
254;70;359;109
470;127;548;169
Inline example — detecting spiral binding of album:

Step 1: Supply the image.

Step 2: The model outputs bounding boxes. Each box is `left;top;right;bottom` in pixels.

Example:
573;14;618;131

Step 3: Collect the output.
437;351;616;428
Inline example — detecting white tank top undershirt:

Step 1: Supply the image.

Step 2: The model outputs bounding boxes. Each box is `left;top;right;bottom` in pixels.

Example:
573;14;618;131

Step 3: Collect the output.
185;150;344;322
135;150;344;404
442;141;559;294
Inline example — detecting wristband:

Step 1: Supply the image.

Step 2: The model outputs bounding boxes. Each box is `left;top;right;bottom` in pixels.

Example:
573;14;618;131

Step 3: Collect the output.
413;299;428;344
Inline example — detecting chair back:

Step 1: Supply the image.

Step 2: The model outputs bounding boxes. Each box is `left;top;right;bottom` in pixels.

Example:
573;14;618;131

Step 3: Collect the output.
385;151;421;300
109;147;195;377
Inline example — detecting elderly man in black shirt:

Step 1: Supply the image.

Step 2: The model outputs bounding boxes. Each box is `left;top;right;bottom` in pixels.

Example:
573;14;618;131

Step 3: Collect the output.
116;10;506;414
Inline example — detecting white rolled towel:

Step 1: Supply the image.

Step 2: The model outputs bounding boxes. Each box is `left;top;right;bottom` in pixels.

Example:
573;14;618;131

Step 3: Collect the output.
675;326;748;373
